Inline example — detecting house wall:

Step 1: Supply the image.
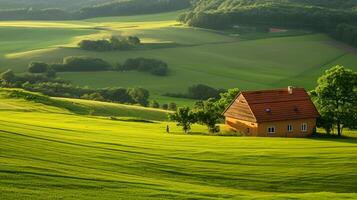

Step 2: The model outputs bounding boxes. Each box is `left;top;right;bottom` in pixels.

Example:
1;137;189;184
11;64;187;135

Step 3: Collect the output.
225;117;316;137
258;118;316;137
225;117;258;136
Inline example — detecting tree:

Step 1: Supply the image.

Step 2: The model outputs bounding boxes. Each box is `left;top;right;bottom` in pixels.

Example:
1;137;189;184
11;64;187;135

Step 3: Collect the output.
162;103;169;110
45;68;57;78
28;62;49;73
216;88;240;111
195;98;221;133
312;65;357;136
150;100;160;108
169;107;196;134
168;102;177;111
128;88;150;106
128;36;141;46
0;69;16;85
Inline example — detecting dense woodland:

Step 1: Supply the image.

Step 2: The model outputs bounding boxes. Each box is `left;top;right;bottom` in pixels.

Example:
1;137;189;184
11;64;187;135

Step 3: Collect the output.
0;0;191;20
179;0;357;46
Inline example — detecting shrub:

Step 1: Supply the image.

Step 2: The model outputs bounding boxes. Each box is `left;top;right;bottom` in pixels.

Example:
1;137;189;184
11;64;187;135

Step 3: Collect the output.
28;62;49;73
52;56;112;72
120;58;168;76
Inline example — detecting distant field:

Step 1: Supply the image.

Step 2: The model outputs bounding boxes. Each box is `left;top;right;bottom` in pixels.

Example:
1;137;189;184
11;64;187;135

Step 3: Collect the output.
0;93;356;199
0;11;357;105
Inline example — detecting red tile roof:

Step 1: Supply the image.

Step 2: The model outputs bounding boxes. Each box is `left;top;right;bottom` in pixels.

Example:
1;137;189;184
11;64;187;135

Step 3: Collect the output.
224;88;320;122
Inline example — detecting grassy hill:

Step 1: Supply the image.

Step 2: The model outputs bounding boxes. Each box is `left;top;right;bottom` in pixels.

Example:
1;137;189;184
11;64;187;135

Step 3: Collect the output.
0;11;357;105
0;90;356;199
0;88;169;121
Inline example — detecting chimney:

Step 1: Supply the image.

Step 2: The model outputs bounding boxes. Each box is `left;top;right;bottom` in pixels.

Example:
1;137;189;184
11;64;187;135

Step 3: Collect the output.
288;86;294;95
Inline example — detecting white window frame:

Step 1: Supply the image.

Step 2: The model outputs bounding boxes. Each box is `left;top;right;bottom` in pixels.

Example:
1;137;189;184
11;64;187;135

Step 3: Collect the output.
267;126;276;134
287;124;293;133
301;123;308;132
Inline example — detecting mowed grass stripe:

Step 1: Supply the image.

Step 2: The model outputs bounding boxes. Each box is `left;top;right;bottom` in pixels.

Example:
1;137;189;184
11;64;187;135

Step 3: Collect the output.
0;103;357;199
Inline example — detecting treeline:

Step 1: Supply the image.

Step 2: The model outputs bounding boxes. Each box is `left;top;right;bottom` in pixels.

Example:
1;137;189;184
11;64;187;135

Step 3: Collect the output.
0;0;191;21
0;69;150;106
117;58;168;76
179;3;357;31
79;36;141;51
165;84;226;100
332;24;357;47
28;56;169;76
179;0;357;47
78;0;191;19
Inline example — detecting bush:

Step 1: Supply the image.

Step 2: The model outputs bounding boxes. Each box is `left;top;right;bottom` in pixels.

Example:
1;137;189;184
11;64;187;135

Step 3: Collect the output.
28;62;49;73
150;100;160;108
188;84;225;100
168;102;177;111
119;57;169;76
162;103;169;110
78;36;141;51
79;40;112;51
52;56;112;72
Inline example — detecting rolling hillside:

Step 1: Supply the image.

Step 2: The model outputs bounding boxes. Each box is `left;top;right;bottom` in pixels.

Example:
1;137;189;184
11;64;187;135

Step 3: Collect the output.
0;88;169;121
0;89;356;199
0;11;357;104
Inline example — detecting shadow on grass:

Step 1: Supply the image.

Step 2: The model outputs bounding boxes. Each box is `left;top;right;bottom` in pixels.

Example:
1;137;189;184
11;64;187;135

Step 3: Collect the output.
308;133;357;144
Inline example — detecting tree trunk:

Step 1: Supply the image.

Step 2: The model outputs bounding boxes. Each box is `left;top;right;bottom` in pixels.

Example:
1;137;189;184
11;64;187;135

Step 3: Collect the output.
337;121;341;136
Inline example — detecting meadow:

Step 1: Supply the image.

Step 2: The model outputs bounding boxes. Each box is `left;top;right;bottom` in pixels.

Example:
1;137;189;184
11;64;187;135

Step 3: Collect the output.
1;11;357;105
0;89;356;199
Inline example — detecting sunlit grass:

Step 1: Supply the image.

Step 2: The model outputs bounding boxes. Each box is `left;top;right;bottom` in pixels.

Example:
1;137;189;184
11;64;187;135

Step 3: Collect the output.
0;92;356;199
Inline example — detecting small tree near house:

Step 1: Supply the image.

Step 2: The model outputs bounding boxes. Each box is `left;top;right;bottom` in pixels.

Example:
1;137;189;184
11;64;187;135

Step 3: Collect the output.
195;98;221;133
169;107;196;134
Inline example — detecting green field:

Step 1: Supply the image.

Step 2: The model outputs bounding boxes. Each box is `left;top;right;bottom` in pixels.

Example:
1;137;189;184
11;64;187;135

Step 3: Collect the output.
1;11;357;104
0;89;356;199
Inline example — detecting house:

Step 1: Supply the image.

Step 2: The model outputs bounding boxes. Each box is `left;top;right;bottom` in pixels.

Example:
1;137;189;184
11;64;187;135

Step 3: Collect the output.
223;87;320;137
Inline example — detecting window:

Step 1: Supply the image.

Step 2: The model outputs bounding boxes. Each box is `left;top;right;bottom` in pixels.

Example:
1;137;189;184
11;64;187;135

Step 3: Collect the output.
267;126;276;134
288;124;293;132
301;123;308;132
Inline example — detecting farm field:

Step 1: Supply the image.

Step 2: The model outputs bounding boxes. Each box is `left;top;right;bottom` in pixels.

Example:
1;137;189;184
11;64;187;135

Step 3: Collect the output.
1;11;357;104
0;89;357;200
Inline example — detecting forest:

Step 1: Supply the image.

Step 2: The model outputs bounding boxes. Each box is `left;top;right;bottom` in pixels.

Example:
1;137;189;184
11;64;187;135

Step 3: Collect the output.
0;0;191;20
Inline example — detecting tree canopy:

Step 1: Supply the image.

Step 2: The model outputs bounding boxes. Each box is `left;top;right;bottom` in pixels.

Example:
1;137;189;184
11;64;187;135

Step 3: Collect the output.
312;65;357;136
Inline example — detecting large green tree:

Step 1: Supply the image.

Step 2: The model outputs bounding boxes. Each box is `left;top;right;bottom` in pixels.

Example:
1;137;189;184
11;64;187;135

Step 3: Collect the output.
312;65;357;136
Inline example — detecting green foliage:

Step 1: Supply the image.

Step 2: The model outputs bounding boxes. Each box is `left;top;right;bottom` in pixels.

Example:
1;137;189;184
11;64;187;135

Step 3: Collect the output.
81;92;105;101
28;61;49;74
216;88;240;111
165;84;226;100
127;88;150;106
333;23;357;47
78;36;141;51
52;56;112;72
312;65;357;136
195;98;222;133
0;71;151;106
0;70;16;86
0;0;191;20
162;103;169;110
181;0;357;32
150;100;160;108
169;106;197;133
118;57;169;76
168;102;177;111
